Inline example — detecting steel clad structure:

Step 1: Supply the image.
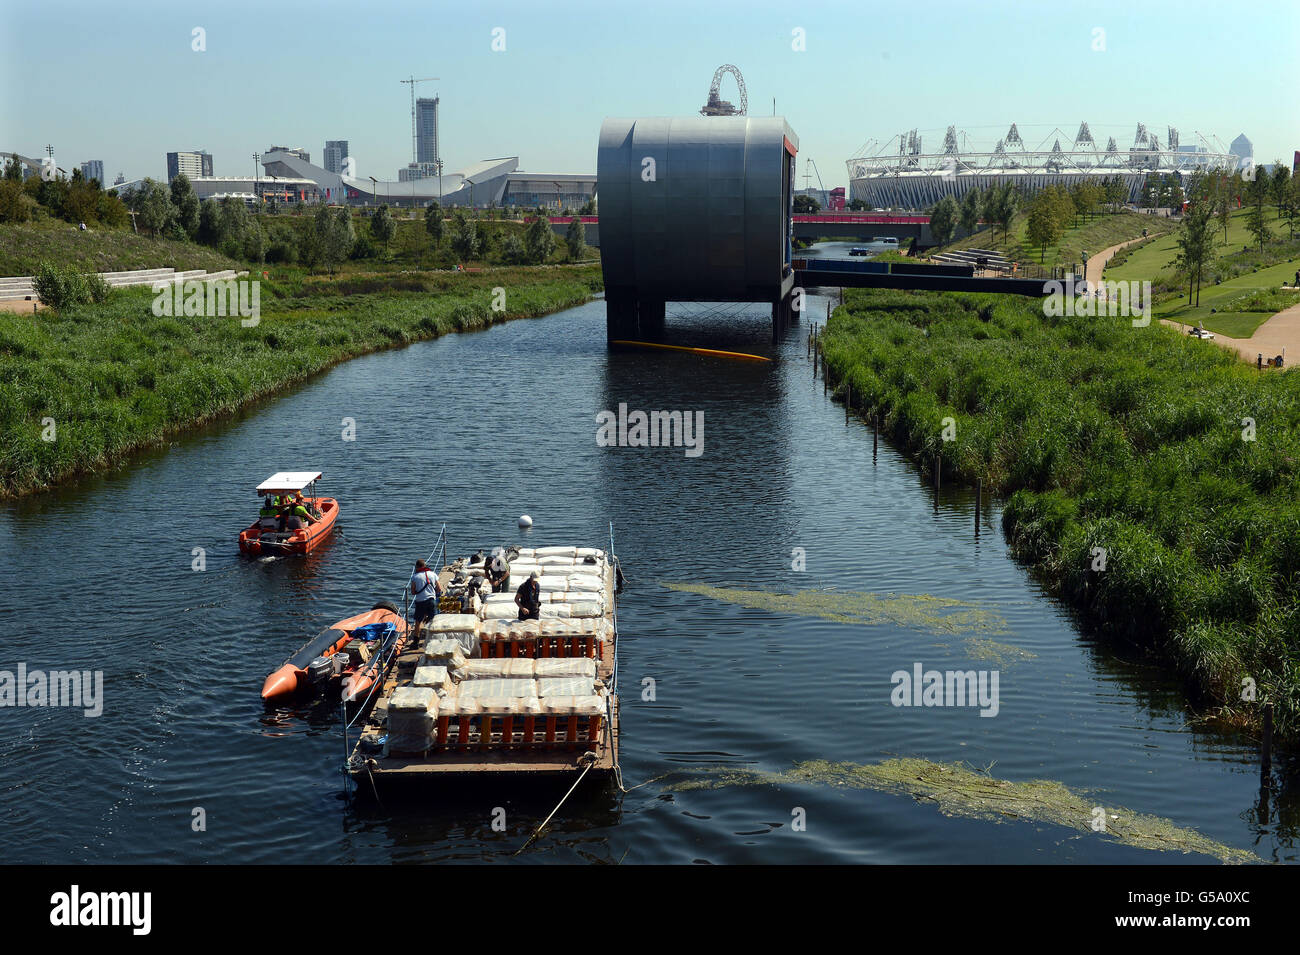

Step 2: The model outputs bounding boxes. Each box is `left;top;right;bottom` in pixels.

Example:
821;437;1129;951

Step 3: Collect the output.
597;116;798;308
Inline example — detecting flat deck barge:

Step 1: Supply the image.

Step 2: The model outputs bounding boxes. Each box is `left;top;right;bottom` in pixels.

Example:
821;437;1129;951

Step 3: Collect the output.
347;543;620;785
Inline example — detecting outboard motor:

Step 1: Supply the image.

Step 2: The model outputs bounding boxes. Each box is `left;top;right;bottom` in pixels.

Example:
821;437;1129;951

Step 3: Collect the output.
306;656;334;688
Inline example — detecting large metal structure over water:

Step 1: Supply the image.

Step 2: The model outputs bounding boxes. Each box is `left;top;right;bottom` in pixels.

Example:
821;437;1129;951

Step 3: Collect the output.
597;115;799;343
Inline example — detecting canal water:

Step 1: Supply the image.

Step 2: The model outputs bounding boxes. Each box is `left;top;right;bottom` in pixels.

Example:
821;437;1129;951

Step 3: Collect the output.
1;243;1294;863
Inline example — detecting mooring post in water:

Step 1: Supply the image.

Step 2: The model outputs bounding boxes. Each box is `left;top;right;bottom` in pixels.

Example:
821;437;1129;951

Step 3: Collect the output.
934;453;941;511
846;382;851;423
975;477;982;536
1262;702;1274;783
873;412;879;459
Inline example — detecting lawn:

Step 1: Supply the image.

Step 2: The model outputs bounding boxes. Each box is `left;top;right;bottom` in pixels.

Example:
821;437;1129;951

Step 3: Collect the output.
1156;258;1300;333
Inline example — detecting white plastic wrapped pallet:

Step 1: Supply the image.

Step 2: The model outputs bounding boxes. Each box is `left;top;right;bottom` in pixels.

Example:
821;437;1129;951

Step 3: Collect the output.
457;678;538;699
534;657;596;679
412;665;455;696
540;603;572;618
537;675;596;697
421;639;467;670
385;686;439;754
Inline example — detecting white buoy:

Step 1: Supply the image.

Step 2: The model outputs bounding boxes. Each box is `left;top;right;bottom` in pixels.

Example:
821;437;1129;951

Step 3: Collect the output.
518;514;533;528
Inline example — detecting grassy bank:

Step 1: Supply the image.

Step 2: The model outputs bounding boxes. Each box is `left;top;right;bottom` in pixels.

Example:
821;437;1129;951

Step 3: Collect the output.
0;265;602;497
0;218;243;276
821;288;1300;740
932;209;1169;270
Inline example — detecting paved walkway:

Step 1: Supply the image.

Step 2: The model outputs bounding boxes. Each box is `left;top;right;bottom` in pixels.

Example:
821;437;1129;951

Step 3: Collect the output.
1092;235;1300;367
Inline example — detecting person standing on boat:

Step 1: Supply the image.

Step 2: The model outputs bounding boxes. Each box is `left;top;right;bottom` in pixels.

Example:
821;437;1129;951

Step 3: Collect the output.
410;559;442;643
515;571;541;621
487;549;511;594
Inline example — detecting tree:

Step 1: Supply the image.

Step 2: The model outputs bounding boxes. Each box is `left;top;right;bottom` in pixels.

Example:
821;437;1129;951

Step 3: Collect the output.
958;188;981;235
131;179;177;237
1270;162;1290;217
929;195;958;246
197;199;221;245
370;204;396;251
424;202;444;247
1245;173;1271;251
1212;170;1233;245
578;198;596;215
0;179;32;222
985;184;1018;247
501;233;528;265
846;198;869;211
218;197;250;251
243;221;266;263
169;174;200;237
793;194;821;213
450;209;481;262
1024;186;1071;263
298;219;322;270
564;217;585;260
315;205;354;273
1175;198;1215;305
524;210;557;264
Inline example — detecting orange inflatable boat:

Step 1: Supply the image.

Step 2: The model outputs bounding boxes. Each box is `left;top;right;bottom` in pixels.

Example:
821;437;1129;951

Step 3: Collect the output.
261;603;408;703
239;471;339;557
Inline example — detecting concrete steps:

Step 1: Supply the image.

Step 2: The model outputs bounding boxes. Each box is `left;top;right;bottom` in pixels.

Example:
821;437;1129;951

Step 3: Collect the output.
0;267;248;302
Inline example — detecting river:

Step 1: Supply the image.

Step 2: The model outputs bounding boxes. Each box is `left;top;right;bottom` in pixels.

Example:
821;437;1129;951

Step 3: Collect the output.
1;241;1294;863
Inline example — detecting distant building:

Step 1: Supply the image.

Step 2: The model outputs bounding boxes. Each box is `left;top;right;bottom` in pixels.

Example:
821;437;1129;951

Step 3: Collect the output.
323;140;349;175
262;148;594;210
1230;133;1253;163
398;162;439;182
416;97;440;166
80;160;104;183
269;145;310;164
167;150;213;181
828;186;846;211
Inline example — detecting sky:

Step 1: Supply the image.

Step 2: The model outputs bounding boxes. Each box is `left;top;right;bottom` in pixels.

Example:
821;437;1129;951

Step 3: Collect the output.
3;0;1297;188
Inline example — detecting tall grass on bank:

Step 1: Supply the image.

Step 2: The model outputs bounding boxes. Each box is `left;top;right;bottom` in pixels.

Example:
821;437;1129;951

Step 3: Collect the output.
821;288;1300;739
0;266;602;497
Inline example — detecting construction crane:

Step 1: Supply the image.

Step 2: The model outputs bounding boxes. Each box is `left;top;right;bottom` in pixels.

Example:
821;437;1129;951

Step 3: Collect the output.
803;158;827;202
700;64;747;116
400;76;440;165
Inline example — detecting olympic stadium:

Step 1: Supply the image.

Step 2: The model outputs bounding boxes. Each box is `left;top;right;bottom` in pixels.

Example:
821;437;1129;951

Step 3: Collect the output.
846;122;1244;209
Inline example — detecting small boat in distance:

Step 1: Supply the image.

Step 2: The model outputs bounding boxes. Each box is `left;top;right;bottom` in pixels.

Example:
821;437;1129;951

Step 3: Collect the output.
239;471;338;557
262;602;407;703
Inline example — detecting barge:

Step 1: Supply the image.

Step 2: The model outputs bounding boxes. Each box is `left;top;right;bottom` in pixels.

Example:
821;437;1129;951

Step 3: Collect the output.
346;537;621;786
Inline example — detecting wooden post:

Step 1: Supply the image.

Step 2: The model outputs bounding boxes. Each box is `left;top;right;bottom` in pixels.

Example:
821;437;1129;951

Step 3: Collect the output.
934;453;941;511
846;382;851;423
1262;702;1274;782
975;477;982;536
873;412;879;458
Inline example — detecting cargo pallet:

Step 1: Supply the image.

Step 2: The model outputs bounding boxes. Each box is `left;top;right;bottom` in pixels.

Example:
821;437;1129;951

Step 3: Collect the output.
345;530;621;786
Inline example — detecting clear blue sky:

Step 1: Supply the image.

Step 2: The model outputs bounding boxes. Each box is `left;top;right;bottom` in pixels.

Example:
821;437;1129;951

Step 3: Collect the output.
3;0;1296;186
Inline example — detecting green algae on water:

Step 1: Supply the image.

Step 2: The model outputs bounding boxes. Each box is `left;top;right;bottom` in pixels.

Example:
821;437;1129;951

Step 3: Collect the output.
662;758;1256;864
964;637;1036;666
662;582;1009;637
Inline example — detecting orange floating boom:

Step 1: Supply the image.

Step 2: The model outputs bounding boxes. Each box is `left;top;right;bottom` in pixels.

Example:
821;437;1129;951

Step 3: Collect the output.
609;340;771;362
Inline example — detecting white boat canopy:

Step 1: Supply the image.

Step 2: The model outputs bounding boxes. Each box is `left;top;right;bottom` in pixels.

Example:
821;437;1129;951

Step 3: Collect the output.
256;471;323;494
